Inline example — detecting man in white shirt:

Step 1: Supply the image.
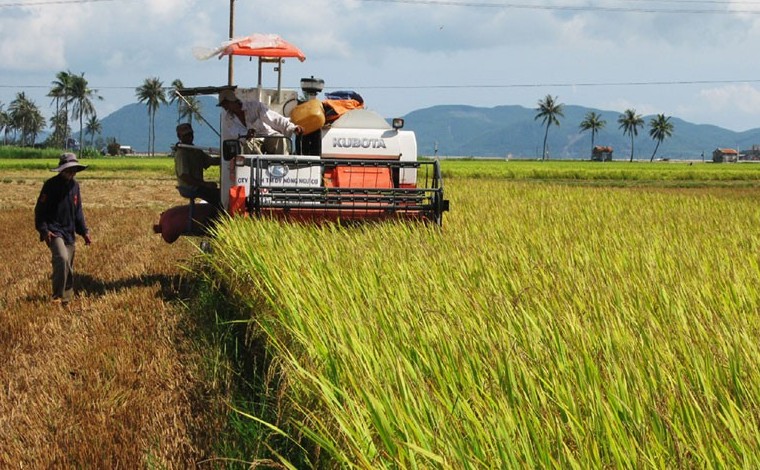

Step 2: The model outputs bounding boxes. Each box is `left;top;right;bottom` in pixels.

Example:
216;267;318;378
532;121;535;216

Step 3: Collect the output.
218;88;302;154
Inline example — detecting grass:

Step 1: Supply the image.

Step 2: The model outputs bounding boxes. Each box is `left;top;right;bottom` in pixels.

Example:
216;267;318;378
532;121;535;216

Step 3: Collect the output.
0;145;108;159
3;153;759;187
204;179;760;467
439;159;760;185
0;156;221;182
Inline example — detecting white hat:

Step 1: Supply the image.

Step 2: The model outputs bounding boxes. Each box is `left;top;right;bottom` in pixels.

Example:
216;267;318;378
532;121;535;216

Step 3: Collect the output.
52;152;88;172
217;88;240;106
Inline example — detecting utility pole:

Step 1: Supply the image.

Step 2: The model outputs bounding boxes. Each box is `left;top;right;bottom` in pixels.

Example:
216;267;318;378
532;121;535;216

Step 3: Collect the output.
228;0;235;86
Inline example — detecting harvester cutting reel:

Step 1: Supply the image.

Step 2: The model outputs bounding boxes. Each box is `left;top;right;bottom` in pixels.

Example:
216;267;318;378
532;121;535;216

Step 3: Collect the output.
224;148;449;226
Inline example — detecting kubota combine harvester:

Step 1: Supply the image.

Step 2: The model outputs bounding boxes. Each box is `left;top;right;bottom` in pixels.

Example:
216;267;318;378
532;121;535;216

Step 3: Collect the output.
154;34;449;243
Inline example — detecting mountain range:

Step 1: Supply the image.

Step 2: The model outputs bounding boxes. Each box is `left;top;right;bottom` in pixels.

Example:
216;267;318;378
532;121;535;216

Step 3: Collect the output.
100;98;760;159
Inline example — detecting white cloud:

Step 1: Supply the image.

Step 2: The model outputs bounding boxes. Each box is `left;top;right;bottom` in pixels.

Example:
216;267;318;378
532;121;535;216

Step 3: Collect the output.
700;83;760;114
0;7;79;71
3;0;760;132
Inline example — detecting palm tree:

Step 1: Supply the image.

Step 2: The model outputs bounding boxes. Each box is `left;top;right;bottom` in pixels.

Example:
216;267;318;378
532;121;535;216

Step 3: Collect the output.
48;70;74;148
170;79;184;124
85;115;102;149
8;92;45;146
617;109;645;162
535;95;564;160
578;111;606;159
180;95;202;126
135;77;167;156
48;110;70;148
68;73;102;155
648;114;674;162
0;102;7;145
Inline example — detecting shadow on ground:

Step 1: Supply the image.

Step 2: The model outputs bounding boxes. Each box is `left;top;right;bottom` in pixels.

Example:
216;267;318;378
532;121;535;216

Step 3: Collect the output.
74;273;194;301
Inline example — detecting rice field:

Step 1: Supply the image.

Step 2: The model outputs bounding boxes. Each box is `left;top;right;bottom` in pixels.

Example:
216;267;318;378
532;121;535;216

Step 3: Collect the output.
3;155;760;467
0;170;229;467
206;178;760;467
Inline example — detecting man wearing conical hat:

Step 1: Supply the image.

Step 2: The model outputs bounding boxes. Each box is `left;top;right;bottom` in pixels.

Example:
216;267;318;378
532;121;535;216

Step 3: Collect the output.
34;153;92;306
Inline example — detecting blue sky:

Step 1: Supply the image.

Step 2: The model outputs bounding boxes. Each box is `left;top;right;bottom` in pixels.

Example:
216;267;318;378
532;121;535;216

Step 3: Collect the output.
3;0;760;132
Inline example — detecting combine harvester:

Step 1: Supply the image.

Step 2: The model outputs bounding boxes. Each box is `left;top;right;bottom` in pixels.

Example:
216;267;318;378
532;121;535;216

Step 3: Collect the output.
154;34;449;243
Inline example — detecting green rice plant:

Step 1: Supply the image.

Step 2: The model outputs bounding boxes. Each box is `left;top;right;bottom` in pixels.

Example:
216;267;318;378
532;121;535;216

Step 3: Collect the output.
0;156;220;181
440;160;760;185
206;179;760;468
0;145;62;159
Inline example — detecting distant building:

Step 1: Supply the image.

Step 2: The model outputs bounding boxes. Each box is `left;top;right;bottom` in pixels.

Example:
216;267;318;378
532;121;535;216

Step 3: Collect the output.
738;145;760;161
712;148;738;163
591;146;613;162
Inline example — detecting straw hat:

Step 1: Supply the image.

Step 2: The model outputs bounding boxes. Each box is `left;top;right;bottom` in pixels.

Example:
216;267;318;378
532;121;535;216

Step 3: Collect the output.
51;153;87;173
217;89;240;106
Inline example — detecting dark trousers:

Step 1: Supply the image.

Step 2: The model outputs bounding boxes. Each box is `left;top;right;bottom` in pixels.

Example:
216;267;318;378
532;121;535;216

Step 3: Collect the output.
178;185;221;209
48;236;75;301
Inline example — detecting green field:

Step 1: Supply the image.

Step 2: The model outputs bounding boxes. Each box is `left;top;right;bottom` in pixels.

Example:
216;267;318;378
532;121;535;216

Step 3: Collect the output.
198;165;760;467
4;155;760;185
438;159;760;185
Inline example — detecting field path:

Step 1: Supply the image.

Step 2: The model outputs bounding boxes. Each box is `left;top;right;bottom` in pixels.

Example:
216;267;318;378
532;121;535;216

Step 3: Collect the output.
0;176;221;467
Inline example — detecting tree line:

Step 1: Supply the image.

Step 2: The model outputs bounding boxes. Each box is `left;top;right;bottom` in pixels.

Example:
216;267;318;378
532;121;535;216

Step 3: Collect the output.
2;76;673;161
0;71;101;151
135;78;203;156
536;94;674;162
0;73;202;156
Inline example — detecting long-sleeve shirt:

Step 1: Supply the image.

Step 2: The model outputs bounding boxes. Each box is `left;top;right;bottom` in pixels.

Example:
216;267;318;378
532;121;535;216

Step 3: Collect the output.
221;100;297;141
34;175;88;245
174;143;215;190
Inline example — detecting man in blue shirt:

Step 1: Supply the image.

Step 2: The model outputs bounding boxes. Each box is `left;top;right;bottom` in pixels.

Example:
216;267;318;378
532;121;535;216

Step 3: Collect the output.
35;153;92;305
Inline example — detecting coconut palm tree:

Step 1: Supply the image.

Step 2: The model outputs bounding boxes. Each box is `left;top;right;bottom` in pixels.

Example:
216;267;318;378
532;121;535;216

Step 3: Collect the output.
648;114;674;162
68;73;102;155
48;70;74;148
179;95;202;126
169;79;185;124
48;110;70;148
8;92;45;146
85;115;102;149
617;109;645;162
135;77;167;156
579;111;606;159
534;95;564;160
0;102;7;145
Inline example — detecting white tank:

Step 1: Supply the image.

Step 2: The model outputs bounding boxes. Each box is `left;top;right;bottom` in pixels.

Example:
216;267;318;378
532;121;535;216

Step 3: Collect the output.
321;110;417;162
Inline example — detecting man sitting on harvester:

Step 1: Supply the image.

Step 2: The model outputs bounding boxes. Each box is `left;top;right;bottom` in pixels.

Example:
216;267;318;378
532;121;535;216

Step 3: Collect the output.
217;88;303;154
174;123;221;208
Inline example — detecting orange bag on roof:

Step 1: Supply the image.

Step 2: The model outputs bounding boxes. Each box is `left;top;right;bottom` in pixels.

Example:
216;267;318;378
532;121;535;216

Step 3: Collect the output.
323;99;364;123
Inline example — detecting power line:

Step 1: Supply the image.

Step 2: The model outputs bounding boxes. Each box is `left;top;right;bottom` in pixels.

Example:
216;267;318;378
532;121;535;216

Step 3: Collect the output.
0;0;119;6
3;78;760;92
357;0;760;14
4;0;760;13
343;79;760;89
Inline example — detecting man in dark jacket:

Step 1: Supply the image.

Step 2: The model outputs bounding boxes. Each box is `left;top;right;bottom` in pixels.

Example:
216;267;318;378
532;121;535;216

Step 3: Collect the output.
35;153;92;305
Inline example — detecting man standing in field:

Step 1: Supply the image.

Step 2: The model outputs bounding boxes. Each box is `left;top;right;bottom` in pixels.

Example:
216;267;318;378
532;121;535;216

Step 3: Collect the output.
174;122;221;208
34;153;92;305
